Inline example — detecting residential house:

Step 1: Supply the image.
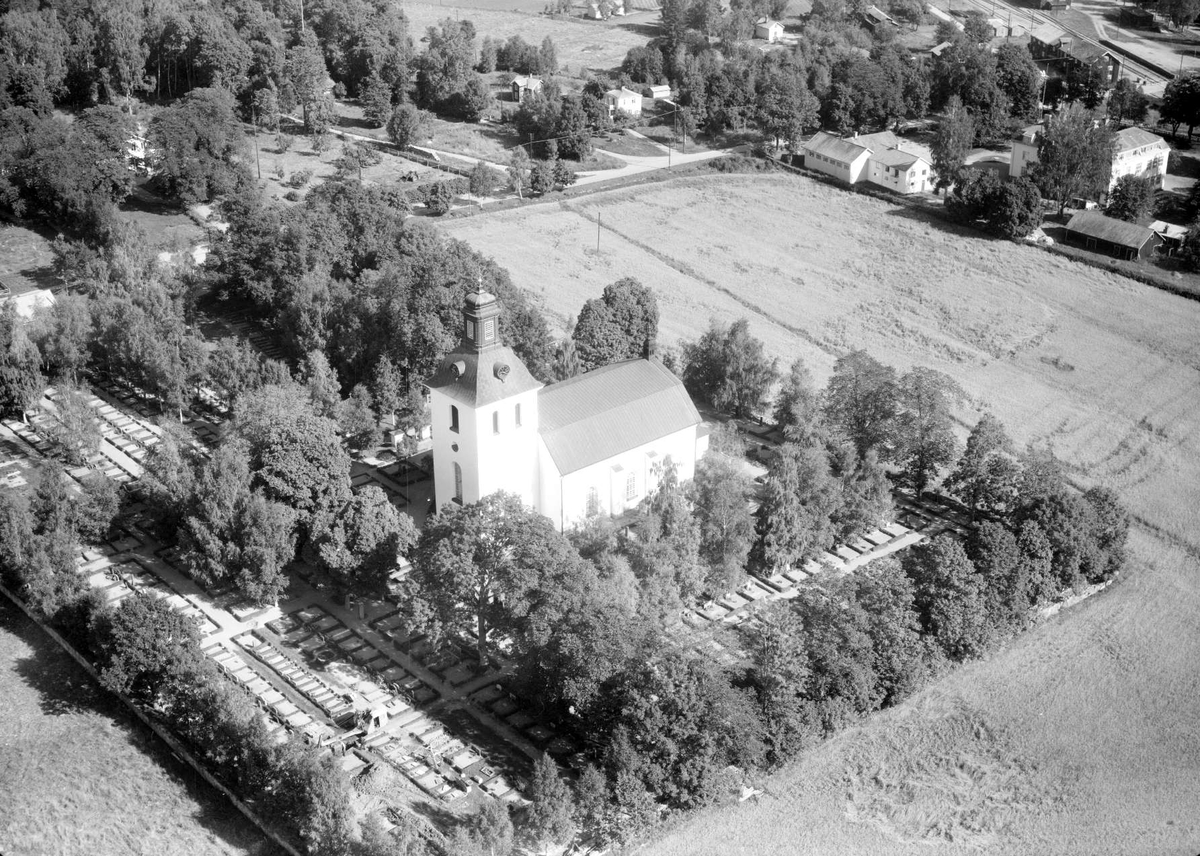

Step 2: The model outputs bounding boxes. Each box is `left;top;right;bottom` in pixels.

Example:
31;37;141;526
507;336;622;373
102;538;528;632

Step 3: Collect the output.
866;147;933;193
604;87;643;118
645;84;672;100
1011;124;1169;192
801;130;932;193
425;291;708;531
511;75;543;102
754;18;784;42
1029;23;1121;87
1064;210;1161;259
1110;126;1170;187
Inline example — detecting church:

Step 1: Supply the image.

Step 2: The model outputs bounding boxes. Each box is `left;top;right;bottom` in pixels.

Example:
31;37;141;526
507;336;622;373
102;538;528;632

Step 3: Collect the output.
424;291;709;531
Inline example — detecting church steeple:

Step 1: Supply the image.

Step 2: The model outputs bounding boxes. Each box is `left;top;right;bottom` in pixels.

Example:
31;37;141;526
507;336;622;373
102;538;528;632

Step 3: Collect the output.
462;289;502;353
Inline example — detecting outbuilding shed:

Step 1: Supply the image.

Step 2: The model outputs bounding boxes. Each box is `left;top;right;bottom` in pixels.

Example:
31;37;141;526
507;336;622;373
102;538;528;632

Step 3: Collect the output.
1064;211;1161;260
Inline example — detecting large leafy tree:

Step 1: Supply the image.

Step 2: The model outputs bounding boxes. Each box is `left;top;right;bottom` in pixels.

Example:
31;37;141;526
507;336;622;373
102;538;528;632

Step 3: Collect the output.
751;441;840;572
943;413;1021;519
994;43;1041;121
148;87;249;205
822;349;898;461
903;535;993;661
522;753;576;853
91;591;208;704
572;278;659;372
931;96;974;192
316;485;417;600
1105;174;1156;223
773;357;822;445
0;302;43;420
691;453;755;593
894;366;964;494
682;318;779;419
1030;104;1115;215
609;650;765;809
1159;71;1200;137
415;19;476;109
851;558;930;705
747;603;815;766
405;491;572;665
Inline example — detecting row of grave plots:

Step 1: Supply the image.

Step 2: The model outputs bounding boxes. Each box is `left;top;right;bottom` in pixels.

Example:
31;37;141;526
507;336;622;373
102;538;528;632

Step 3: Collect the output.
692;520;918;627
1;384;161;487
253;605;529;805
372;611;582;760
85;555;220;637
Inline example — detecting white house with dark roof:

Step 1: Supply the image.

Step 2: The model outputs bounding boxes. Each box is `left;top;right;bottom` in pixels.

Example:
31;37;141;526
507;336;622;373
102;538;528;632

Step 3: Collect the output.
425;291;708;530
801;130;931;193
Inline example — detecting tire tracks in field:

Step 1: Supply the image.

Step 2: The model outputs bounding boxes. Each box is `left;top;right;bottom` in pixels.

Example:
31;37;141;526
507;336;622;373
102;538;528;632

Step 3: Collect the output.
556;198;835;357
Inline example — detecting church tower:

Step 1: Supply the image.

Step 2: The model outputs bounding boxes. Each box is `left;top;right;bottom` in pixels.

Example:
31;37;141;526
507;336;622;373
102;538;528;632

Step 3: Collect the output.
424;291;543;512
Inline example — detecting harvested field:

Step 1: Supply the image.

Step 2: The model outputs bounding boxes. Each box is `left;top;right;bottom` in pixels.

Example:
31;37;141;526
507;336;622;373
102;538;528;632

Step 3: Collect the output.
0;598;275;856
439;173;1200;854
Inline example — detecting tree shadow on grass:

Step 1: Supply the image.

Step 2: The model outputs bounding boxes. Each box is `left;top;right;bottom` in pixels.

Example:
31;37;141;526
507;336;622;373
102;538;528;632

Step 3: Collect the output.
0;600;283;855
882;200;1008;242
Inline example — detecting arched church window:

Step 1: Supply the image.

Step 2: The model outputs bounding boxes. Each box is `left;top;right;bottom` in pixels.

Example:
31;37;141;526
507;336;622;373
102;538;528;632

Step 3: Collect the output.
450;405;459;433
454;463;463;504
493;411;500;434
515;403;522;427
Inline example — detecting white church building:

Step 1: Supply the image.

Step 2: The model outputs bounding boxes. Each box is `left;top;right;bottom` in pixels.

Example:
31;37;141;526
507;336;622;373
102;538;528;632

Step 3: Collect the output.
424;291;709;530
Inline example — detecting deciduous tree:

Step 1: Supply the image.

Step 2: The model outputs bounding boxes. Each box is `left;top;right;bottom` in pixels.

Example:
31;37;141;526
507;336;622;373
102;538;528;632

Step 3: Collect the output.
1030;104;1115;215
894;366;964;493
822;349;898;461
572;278;659;371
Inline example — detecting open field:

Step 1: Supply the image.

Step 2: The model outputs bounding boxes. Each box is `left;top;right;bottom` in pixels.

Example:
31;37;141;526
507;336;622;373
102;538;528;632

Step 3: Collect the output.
401;2;655;72
0;598;275;856
439;173;1200;854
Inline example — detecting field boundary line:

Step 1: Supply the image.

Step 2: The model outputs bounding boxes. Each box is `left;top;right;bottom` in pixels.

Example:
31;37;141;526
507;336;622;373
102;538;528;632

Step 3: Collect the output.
0;581;304;856
556;192;835;355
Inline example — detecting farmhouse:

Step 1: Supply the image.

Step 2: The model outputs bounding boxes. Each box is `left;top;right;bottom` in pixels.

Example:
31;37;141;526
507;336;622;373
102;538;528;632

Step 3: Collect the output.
801;130;932;193
1064;210;1161;259
754;18;784;42
604;87;643;118
511;75;542;102
425;291;708;531
1011;124;1169;192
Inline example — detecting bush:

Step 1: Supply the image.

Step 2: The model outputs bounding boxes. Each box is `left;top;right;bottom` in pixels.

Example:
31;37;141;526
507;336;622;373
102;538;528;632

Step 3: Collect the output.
287;169;314;189
424;181;455;214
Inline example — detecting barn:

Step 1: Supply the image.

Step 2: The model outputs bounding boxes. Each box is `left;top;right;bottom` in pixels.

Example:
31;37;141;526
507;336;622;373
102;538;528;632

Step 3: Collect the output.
1064;211;1161;260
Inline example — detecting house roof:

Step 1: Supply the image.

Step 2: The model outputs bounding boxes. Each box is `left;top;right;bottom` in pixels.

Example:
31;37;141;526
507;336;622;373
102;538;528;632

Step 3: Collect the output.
538;359;701;475
512;75;542;89
425;342;543;408
1150;220;1188;240
864;5;893;22
1115;126;1169;152
928;40;955;56
1065;211;1156;250
1031;22;1069;43
755;17;782;27
872;147;925;168
1014;123;1042;144
803;131;869;164
856;130;901;151
605;87;641;99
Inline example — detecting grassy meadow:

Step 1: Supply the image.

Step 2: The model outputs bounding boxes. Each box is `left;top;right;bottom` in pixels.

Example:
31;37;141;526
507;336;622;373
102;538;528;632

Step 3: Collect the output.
0;599;276;856
439;172;1200;854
